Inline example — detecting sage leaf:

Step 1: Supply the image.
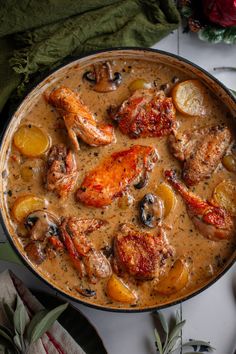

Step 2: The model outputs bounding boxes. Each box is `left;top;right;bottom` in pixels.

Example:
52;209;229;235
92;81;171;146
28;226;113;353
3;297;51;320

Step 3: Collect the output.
13;297;28;336
154;328;163;354
168;320;185;344
184;352;203;354
158;312;169;334
28;303;68;344
183;340;215;349
13;334;22;351
0;327;14;346
164;335;181;354
26;309;48;342
3;304;14;326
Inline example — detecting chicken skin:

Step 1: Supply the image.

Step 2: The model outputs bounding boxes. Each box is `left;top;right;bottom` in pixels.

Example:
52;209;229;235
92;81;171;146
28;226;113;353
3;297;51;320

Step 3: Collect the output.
59;217;111;282
48;86;114;150
113;224;172;280
76;145;158;207
110;89;176;138
169;124;231;186
165;170;234;241
46;144;78;198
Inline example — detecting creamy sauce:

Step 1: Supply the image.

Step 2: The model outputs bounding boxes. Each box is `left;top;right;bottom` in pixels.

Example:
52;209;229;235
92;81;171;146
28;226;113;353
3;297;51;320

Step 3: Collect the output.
3;59;236;309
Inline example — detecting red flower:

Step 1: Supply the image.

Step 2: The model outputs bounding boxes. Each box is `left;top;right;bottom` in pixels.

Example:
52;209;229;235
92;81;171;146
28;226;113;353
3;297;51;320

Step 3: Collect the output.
203;0;236;27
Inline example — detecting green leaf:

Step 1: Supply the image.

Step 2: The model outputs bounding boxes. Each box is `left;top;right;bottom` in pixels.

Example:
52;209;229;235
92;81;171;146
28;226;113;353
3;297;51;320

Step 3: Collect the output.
157;312;169;334
168;320;186;344
183;340;215;349
26;309;48;342
13;334;21;351
157;312;169;352
0;327;14;346
3;304;14;327
175;310;181;325
28;303;68;344
164;335;181;354
154;328;163;354
13;299;28;336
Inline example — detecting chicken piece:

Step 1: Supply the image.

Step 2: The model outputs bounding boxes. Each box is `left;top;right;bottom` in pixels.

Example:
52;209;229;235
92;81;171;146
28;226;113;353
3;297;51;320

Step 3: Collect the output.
110;89;176;138
168;125;231;186
46;144;78;198
164;170;234;241
113;224;172;280
60;217;111;282
47;86;114;149
76;145;158;207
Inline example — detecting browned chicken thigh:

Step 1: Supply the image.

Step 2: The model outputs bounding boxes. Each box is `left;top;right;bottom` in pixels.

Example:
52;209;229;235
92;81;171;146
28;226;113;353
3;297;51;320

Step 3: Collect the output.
113;224;172;280
45;144;78;198
165;169;234;241
47;86;115;150
76;145;157;207
169;124;231;186
60;217;111;283
110;89;176;138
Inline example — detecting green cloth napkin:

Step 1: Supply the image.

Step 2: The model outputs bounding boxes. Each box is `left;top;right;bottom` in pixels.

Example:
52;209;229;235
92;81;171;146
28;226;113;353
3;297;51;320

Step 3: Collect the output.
0;0;180;111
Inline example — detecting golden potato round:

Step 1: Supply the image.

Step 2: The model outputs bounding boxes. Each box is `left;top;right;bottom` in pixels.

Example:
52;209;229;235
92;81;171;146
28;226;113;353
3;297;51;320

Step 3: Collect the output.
222;154;236;173
213;180;236;216
155;259;189;295
155;182;177;217
12;195;46;222
13;125;50;157
172;79;207;116
128;79;151;92
106;274;137;304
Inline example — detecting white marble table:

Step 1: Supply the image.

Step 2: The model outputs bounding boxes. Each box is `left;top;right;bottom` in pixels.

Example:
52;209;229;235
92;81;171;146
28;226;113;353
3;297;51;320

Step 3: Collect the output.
0;27;236;354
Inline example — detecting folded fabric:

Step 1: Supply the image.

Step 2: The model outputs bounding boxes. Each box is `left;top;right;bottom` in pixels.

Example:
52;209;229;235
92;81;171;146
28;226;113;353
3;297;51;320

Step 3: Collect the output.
0;270;85;354
0;0;180;111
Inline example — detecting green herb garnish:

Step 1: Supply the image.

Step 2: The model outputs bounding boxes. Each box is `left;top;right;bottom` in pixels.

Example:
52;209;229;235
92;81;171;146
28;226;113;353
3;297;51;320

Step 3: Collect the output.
0;295;68;353
154;310;215;354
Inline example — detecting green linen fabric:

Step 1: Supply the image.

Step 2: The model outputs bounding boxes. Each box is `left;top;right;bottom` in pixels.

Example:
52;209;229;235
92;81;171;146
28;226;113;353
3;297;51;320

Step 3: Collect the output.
0;0;180;111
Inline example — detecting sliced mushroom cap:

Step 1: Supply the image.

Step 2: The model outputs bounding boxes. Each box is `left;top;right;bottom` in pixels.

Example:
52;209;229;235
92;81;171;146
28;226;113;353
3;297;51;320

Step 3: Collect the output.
75;287;96;297
83;61;122;92
139;193;164;228
25;210;60;241
24;241;45;264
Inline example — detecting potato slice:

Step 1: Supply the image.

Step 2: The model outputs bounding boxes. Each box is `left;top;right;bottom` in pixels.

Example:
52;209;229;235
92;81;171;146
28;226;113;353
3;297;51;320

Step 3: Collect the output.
222;154;236;173
155;182;176;217
129;79;151;92
172;79;207;116
12;195;46;222
13;125;50;157
155;259;189;295
106;274;137;304
213;180;236;216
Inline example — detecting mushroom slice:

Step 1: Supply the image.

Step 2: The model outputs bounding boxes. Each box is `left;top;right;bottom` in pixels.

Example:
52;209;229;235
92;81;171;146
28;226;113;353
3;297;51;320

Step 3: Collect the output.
83;61;122;92
139;194;164;228
25;210;60;241
24;241;45;265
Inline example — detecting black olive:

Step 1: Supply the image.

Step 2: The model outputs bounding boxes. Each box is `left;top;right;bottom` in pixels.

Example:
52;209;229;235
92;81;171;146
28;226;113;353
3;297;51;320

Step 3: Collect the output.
139;193;164;228
83;71;96;83
76;287;96;297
